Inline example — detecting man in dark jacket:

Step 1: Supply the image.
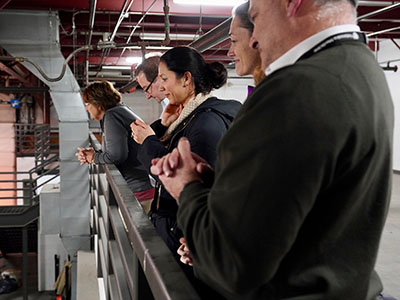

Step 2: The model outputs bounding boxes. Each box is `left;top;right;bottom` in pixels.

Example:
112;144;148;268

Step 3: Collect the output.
135;56;169;118
151;0;394;299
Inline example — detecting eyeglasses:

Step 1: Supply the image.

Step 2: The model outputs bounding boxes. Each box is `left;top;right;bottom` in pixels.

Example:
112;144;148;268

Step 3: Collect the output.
144;75;157;93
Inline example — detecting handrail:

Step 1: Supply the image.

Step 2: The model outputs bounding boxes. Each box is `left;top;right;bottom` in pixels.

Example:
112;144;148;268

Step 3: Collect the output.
0;123;60;205
89;132;200;300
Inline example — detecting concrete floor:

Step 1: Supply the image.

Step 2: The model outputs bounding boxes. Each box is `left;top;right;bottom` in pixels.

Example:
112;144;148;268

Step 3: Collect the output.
0;253;54;300
376;173;400;298
1;174;400;299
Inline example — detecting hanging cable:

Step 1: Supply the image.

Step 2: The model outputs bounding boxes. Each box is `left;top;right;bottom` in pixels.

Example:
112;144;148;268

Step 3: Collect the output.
0;45;93;82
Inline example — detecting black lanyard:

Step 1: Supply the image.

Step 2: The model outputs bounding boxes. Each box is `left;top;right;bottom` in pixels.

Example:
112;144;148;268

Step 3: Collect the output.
299;31;367;61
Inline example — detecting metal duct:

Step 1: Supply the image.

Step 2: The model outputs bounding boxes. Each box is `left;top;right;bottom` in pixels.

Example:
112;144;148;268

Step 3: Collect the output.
188;17;232;53
0;10;90;300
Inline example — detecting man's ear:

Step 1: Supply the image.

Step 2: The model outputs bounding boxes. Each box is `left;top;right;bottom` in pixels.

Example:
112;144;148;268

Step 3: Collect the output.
287;0;303;17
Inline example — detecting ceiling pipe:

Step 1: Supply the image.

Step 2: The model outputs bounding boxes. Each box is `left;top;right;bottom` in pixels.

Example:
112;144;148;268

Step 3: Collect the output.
110;0;170;64
111;0;134;42
119;0;158;61
86;0;97;85
367;25;400;37
188;17;231;53
357;2;400;21
391;38;400;50
87;0;97;46
162;0;171;47
0;45;93;82
359;1;400;6
0;0;11;10
0;0;172;83
96;0;134;76
64;9;226;18
0;86;49;93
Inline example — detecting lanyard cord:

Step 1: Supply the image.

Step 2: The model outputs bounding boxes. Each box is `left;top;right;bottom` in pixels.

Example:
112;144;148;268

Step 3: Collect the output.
299;31;367;61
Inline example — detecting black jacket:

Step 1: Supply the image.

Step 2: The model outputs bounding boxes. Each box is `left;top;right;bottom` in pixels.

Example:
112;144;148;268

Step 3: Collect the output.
138;97;242;217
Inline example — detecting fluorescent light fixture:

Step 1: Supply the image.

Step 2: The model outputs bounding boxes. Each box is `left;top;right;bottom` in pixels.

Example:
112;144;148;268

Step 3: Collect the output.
102;65;132;70
147;46;173;50
173;0;246;6
125;57;143;64
121;46;173;50
139;33;196;41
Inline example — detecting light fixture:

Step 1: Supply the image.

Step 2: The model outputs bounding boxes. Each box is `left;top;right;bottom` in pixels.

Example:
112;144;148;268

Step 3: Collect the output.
119;46;173;50
125;57;143;64
139;33;197;41
173;0;246;6
102;65;132;70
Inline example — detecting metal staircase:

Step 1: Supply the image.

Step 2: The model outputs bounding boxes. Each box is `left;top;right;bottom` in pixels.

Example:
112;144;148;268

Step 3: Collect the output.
0;123;60;300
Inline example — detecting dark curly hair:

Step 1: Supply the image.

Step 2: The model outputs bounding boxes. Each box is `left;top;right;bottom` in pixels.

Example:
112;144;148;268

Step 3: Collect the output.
160;47;227;95
82;81;121;111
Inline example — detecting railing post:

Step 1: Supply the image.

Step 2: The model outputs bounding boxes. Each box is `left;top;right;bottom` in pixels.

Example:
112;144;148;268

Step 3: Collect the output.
132;256;153;300
22;225;28;300
22;179;33;206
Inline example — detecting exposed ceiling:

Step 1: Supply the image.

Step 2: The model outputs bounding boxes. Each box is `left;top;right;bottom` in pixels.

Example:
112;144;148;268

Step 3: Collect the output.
1;0;400;90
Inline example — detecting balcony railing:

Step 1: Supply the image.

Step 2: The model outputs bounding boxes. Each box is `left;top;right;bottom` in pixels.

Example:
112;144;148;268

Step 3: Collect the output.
89;132;200;300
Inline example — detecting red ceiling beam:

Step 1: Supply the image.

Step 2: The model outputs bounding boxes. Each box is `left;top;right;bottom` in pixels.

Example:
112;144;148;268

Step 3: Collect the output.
0;62;32;86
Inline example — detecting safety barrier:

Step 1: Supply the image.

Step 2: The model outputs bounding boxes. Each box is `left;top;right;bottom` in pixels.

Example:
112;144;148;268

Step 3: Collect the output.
89;132;200;300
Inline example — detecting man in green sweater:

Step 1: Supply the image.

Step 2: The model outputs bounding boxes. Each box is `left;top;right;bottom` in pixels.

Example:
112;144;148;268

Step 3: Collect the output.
151;0;394;299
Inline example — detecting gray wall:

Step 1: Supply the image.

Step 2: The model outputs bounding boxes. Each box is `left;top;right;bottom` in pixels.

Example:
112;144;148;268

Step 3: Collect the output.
122;90;162;124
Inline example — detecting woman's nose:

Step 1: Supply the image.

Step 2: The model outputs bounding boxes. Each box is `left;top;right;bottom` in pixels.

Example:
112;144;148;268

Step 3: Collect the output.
227;45;234;58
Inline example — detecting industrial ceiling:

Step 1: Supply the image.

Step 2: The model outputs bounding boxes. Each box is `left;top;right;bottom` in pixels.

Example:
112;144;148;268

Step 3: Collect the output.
1;0;400;90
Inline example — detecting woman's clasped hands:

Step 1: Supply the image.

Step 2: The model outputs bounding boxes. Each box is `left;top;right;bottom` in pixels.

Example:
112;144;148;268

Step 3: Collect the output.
130;120;155;144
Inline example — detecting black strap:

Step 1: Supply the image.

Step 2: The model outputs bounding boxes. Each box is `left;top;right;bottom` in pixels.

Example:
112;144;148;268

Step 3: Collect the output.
150;182;162;212
299;31;367;61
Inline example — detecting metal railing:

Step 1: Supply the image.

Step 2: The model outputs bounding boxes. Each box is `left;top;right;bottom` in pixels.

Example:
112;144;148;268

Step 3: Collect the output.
0;123;59;205
89;132;200;300
15;123;59;161
0;155;60;205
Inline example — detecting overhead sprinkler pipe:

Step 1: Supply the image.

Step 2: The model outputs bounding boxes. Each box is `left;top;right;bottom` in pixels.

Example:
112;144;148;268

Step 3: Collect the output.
86;0;98;85
119;0;170;61
162;0;171;46
188;17;232;53
0;45;94;82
